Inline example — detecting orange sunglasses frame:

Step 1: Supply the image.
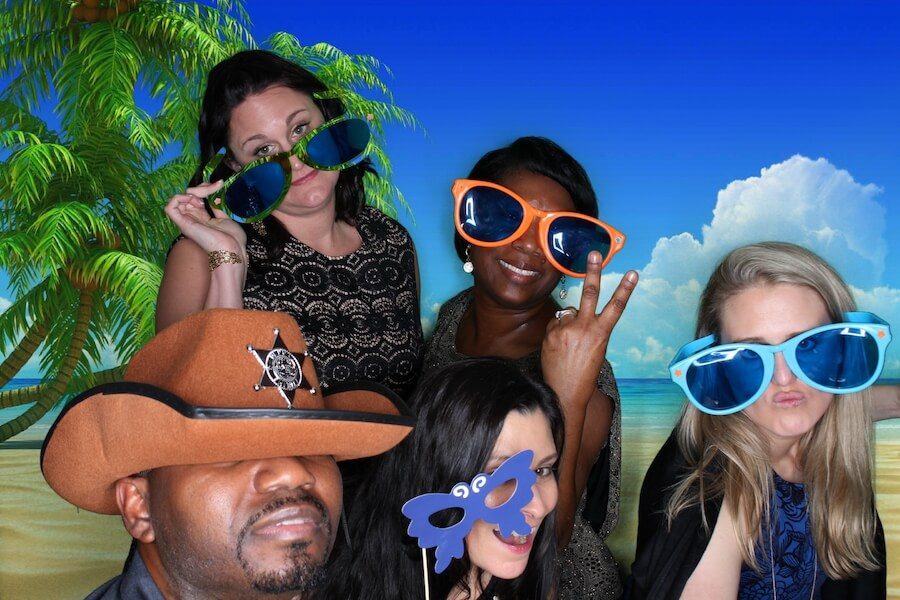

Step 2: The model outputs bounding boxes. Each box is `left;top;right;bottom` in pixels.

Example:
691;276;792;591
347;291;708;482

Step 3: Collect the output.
452;179;626;278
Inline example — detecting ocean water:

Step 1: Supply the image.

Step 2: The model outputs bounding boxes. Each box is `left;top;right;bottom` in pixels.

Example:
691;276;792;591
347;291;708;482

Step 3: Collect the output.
1;378;898;598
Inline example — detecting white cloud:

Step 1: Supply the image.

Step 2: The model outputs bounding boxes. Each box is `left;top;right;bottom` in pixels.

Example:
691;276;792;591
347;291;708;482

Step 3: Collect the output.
642;155;887;288
421;301;442;339
563;155;898;379
421;317;434;337
625;336;678;371
0;296;10;312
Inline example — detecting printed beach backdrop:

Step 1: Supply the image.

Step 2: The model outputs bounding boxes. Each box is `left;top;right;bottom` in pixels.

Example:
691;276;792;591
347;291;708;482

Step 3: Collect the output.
2;1;899;598
1;378;898;598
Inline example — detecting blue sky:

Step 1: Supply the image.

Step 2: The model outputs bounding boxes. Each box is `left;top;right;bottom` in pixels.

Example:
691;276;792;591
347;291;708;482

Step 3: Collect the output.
2;0;898;377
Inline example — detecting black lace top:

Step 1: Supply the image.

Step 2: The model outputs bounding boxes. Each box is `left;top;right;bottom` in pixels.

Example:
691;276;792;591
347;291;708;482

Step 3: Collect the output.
243;207;423;398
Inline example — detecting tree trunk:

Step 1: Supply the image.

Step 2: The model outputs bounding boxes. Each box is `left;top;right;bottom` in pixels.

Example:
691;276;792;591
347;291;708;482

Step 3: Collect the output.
0;320;48;388
0;291;93;441
0;365;124;409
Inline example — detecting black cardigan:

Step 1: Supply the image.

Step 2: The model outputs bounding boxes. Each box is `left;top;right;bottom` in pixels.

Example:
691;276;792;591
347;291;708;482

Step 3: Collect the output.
626;431;886;599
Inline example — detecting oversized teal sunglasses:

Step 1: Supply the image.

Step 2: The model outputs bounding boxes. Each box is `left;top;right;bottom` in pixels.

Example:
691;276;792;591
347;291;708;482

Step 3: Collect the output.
669;312;892;415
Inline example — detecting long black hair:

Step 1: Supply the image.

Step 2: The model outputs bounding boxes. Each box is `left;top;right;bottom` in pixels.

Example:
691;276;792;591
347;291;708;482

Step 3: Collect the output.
324;358;564;599
453;136;599;262
190;50;375;251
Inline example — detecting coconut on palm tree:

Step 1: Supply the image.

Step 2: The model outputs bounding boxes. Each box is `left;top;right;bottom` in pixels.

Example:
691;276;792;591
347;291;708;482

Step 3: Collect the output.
0;0;419;441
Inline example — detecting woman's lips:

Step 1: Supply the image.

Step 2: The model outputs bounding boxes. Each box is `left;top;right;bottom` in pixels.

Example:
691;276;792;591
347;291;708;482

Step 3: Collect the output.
499;259;541;279
492;528;535;555
292;170;318;186
772;391;804;407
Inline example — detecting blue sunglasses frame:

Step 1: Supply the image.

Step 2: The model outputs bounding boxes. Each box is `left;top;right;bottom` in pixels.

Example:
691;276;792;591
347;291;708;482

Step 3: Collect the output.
669;311;892;415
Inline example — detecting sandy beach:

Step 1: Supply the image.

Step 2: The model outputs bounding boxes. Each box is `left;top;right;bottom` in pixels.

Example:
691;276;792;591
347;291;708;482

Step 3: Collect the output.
0;450;131;598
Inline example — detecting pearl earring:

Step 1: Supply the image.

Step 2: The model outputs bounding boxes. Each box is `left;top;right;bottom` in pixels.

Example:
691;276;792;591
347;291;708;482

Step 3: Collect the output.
463;246;474;274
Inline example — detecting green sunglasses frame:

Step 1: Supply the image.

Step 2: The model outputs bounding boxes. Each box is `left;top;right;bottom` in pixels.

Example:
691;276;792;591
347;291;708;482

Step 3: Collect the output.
208;114;371;223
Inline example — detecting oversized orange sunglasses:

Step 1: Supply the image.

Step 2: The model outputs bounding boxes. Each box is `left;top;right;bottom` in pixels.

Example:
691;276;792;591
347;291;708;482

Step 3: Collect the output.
453;179;626;277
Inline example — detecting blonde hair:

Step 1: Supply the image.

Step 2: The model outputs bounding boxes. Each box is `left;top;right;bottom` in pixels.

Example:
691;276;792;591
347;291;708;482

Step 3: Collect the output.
666;242;879;578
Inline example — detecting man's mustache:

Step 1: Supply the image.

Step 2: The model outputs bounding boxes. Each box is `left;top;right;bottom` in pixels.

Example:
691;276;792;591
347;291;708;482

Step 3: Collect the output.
239;492;333;547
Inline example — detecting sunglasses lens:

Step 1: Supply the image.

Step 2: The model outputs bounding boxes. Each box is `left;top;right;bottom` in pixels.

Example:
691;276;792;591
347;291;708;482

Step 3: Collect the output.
795;327;881;390
305;119;370;169
546;217;612;274
458;186;524;243
686;347;765;413
224;161;287;222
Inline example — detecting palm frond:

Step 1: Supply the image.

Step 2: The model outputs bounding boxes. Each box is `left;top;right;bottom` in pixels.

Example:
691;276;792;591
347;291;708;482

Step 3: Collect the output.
75;249;162;345
0;100;56;142
35;284;80;376
0;0;72;39
6;141;91;212
315;54;393;99
28;201;117;271
120;0;249;72
0;276;59;348
0;129;42;148
363;171;412;220
0;231;37;270
0;10;74;109
322;87;422;132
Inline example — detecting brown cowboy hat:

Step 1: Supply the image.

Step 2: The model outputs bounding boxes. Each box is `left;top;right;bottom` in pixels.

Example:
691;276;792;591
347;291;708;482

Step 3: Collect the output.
41;309;415;515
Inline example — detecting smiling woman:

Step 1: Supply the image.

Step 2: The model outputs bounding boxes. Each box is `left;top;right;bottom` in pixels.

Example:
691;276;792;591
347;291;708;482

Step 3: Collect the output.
424;136;638;599
325;358;564;599
156;50;423;399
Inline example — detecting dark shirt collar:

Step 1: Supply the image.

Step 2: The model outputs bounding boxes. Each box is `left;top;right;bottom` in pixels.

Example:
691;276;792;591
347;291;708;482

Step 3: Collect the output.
84;550;164;600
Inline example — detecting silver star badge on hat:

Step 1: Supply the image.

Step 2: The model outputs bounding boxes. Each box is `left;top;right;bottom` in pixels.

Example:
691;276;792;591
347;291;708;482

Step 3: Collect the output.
247;328;315;407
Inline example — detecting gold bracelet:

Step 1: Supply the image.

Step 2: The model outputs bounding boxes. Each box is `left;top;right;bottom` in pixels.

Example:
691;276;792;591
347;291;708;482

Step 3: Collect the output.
208;250;243;272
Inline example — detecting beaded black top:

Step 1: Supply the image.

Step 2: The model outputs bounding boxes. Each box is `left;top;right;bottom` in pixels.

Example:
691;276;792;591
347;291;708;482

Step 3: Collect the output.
243;206;423;398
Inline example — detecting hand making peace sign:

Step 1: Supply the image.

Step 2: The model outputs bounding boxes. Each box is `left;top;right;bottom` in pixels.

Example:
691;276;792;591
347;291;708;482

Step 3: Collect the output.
541;251;639;409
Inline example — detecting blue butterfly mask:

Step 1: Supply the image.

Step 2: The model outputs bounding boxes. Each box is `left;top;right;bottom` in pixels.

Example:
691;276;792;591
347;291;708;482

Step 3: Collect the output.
401;449;537;574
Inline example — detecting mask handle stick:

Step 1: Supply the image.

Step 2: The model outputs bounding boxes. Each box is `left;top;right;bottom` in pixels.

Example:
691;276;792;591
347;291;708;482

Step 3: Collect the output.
421;547;431;600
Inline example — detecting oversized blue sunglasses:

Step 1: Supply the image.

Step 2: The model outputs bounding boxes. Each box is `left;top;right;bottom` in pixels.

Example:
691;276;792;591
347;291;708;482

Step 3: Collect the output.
669;312;891;415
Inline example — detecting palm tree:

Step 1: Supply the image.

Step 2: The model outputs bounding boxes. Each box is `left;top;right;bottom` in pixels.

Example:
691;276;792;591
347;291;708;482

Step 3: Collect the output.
0;1;419;441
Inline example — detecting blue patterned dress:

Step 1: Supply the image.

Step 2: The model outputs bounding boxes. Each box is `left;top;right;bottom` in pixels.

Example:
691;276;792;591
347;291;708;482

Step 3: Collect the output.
739;473;826;599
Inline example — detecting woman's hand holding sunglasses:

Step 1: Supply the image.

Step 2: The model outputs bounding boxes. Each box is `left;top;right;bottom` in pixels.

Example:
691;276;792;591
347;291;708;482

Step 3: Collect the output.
541;252;639;410
164;180;247;265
